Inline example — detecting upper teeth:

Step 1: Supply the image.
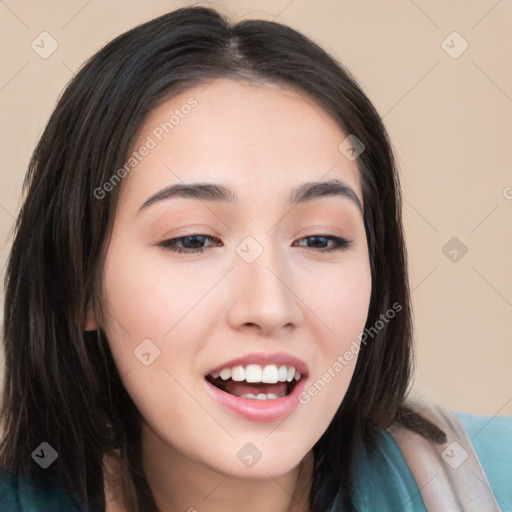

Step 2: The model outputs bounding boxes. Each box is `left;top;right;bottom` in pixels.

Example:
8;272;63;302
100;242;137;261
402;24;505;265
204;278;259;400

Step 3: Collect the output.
211;364;301;383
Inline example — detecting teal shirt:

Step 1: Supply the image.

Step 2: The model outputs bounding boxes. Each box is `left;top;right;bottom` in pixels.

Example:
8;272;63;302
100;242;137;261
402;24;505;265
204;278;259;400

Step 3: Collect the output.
455;412;512;512
1;412;511;511
0;470;84;511
346;412;512;511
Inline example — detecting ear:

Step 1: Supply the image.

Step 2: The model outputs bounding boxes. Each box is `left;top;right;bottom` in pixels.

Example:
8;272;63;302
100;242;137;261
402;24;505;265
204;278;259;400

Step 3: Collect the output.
85;300;98;331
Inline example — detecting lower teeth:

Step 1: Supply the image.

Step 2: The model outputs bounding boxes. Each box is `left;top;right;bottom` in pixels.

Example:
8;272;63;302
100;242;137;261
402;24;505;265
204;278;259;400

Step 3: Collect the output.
240;393;282;400
205;375;298;399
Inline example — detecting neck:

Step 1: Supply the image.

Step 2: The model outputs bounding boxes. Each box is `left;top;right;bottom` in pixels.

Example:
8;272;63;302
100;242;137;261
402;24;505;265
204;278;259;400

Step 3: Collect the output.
139;423;313;512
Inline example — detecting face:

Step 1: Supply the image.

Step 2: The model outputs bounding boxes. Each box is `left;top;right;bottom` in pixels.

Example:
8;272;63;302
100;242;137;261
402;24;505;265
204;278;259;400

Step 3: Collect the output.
87;78;372;479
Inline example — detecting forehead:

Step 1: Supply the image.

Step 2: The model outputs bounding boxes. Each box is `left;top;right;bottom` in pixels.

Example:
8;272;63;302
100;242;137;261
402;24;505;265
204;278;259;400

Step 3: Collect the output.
121;78;363;210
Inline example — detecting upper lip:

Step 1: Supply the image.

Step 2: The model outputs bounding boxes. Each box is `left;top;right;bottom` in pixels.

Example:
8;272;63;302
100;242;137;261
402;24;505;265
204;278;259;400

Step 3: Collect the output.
205;351;309;378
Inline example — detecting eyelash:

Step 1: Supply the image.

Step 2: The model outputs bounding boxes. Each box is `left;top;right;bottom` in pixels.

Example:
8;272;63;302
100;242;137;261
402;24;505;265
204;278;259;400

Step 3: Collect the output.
157;234;352;254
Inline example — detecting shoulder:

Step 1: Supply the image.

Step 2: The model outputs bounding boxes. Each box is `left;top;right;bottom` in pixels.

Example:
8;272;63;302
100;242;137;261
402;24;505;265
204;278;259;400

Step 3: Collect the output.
379;398;512;512
455;410;512;511
351;428;428;511
0;468;89;512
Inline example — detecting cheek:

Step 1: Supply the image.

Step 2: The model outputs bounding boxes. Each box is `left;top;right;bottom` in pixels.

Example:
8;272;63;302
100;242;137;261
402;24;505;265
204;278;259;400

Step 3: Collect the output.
296;260;371;405
307;259;372;344
100;254;210;435
100;242;218;385
332;270;372;372
101;241;215;341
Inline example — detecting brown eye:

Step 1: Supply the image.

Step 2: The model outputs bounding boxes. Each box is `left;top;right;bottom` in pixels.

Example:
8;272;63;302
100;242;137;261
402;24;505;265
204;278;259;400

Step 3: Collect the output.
158;234;222;253
293;235;351;252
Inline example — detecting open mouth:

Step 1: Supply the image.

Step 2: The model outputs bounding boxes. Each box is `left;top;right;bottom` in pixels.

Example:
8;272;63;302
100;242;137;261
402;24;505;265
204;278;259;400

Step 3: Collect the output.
205;364;303;400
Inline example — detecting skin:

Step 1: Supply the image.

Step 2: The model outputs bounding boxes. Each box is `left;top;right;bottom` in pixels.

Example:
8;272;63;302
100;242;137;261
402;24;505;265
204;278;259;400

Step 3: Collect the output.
87;78;372;512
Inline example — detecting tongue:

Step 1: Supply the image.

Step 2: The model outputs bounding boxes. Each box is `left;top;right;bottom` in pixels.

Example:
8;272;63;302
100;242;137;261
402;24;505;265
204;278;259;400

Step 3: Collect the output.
222;380;288;397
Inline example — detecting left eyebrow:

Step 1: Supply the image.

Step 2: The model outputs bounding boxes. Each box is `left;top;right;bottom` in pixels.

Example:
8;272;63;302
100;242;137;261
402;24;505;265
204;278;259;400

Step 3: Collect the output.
137;178;363;215
289;179;363;214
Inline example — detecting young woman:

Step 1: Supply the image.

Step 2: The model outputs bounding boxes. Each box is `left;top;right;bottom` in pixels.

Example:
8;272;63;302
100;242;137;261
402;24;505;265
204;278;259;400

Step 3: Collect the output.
1;6;510;512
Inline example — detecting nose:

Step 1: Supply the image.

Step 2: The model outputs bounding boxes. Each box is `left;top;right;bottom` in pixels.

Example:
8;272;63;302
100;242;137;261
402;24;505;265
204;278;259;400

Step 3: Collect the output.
225;241;303;336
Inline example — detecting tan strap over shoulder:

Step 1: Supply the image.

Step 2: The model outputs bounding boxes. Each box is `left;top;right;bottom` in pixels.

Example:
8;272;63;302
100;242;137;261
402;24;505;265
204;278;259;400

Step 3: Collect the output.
387;398;501;512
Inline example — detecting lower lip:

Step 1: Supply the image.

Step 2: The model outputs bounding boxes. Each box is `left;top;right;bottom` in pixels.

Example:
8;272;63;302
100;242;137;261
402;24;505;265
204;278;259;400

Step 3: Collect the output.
204;377;308;423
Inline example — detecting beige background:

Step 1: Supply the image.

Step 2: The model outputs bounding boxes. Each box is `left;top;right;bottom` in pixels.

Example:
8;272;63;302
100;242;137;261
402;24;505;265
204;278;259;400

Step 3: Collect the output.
0;0;511;417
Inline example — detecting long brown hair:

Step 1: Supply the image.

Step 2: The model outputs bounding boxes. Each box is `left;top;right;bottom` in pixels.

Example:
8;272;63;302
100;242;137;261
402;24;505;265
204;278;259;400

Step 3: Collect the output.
0;6;444;511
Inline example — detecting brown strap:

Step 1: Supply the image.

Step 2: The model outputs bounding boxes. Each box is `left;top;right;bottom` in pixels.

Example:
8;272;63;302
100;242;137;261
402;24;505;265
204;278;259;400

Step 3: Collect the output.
387;399;501;512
